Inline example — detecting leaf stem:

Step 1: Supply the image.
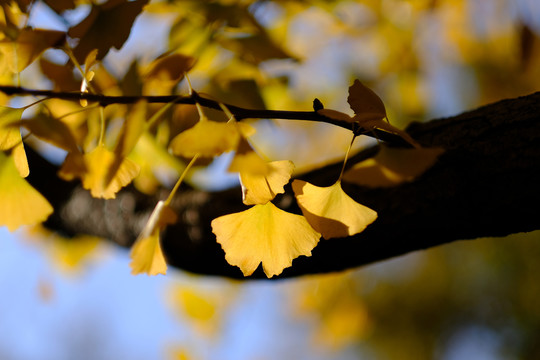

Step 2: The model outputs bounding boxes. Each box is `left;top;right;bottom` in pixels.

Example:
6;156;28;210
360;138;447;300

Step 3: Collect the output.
98;106;105;146
164;154;200;206
338;133;357;181
145;101;176;130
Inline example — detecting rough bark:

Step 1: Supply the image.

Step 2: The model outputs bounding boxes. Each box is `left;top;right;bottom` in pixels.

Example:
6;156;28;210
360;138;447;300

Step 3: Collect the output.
26;92;540;279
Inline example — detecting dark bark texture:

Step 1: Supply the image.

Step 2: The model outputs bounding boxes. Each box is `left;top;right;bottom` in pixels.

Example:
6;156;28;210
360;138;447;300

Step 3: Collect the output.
26;92;540;279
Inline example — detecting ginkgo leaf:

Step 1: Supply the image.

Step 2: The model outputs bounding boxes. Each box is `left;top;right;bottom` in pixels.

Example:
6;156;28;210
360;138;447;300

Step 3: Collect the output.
58;151;87;181
240;160;294;205
68;0;149;63
21;114;79;153
211;202;320;278
0;28;65;72
12;142;29;178
0;106;24;150
228;136;269;176
0;106;29;177
60;145;139;199
0;152;53;231
114;100;147;158
343;146;445;187
83;145;140;199
346;80;420;147
130;200;177;276
169;120;241;158
145;52;195;82
131;132;185;194
292;180;377;239
347;79;387;123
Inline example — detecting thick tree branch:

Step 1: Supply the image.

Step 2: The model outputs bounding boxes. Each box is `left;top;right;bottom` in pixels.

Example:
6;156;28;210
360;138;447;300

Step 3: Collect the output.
25;91;540;279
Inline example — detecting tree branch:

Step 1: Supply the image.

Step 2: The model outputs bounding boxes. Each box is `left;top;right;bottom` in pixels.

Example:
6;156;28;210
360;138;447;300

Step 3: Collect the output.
25;91;540;279
0;85;408;145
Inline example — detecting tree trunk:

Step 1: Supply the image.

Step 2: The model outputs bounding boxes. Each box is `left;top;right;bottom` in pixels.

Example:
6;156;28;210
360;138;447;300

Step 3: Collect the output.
27;91;540;279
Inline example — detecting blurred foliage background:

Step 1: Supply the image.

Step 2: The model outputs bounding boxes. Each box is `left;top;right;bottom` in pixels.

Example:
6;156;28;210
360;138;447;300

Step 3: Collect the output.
1;0;540;359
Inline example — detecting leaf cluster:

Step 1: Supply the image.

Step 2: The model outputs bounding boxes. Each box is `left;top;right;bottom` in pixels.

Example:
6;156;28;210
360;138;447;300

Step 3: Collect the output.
0;0;443;278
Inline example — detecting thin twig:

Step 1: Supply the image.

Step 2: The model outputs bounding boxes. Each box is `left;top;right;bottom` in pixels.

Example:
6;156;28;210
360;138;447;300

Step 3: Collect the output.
0;85;411;145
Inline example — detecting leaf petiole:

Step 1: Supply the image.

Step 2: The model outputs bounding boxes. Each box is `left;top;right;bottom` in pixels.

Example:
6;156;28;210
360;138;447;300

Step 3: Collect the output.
164;153;200;206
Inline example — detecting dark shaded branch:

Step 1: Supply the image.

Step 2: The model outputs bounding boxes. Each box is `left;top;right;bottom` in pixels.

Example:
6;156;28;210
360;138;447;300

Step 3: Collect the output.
26;91;540;279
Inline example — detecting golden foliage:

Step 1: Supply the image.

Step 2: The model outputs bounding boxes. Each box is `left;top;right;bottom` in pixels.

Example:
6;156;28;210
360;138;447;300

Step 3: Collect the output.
292;180;377;239
130;200;177;276
240;160;294;205
0;152;52;231
343;146;445;187
212;202;320;278
0;106;28;177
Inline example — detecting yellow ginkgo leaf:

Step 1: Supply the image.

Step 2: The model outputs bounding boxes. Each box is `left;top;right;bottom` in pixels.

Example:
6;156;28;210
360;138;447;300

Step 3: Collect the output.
21;114;80;153
130;200;177;276
0;152;53;231
292;180;377;239
114;100;147;158
83;145;140;199
0;106;24;150
59;145;139;199
240;160;295;205
0;28;65;72
169;120;241;158
228;136;269;176
211;202;321;278
0;106;28;177
174;288;216;322
343;146;445;187
12;142;29;178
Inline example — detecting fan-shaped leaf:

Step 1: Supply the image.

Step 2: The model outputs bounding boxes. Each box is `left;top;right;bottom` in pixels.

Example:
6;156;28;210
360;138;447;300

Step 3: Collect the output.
240;160;294;205
212;202;320;278
292;180;377;239
0;152;53;231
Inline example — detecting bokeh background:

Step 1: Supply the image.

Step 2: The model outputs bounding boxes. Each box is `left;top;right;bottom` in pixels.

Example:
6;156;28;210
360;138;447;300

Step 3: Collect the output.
1;1;540;359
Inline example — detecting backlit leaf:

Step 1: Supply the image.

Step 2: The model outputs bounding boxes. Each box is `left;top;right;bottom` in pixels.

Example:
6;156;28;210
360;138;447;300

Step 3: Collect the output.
347;79;387;123
240;160;294;205
0;28;65;72
143;52;195;95
212;202;320;278
0;106;24;150
343;146;445;187
114;100;146;158
0;152;53;231
0;106;28;177
228;136;269;176
21;114;79;153
292;180;377;239
60;145;139;199
346;80;419;147
130;200;177;276
169;120;241;158
68;0;149;63
12;142;29;178
83;145;139;199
